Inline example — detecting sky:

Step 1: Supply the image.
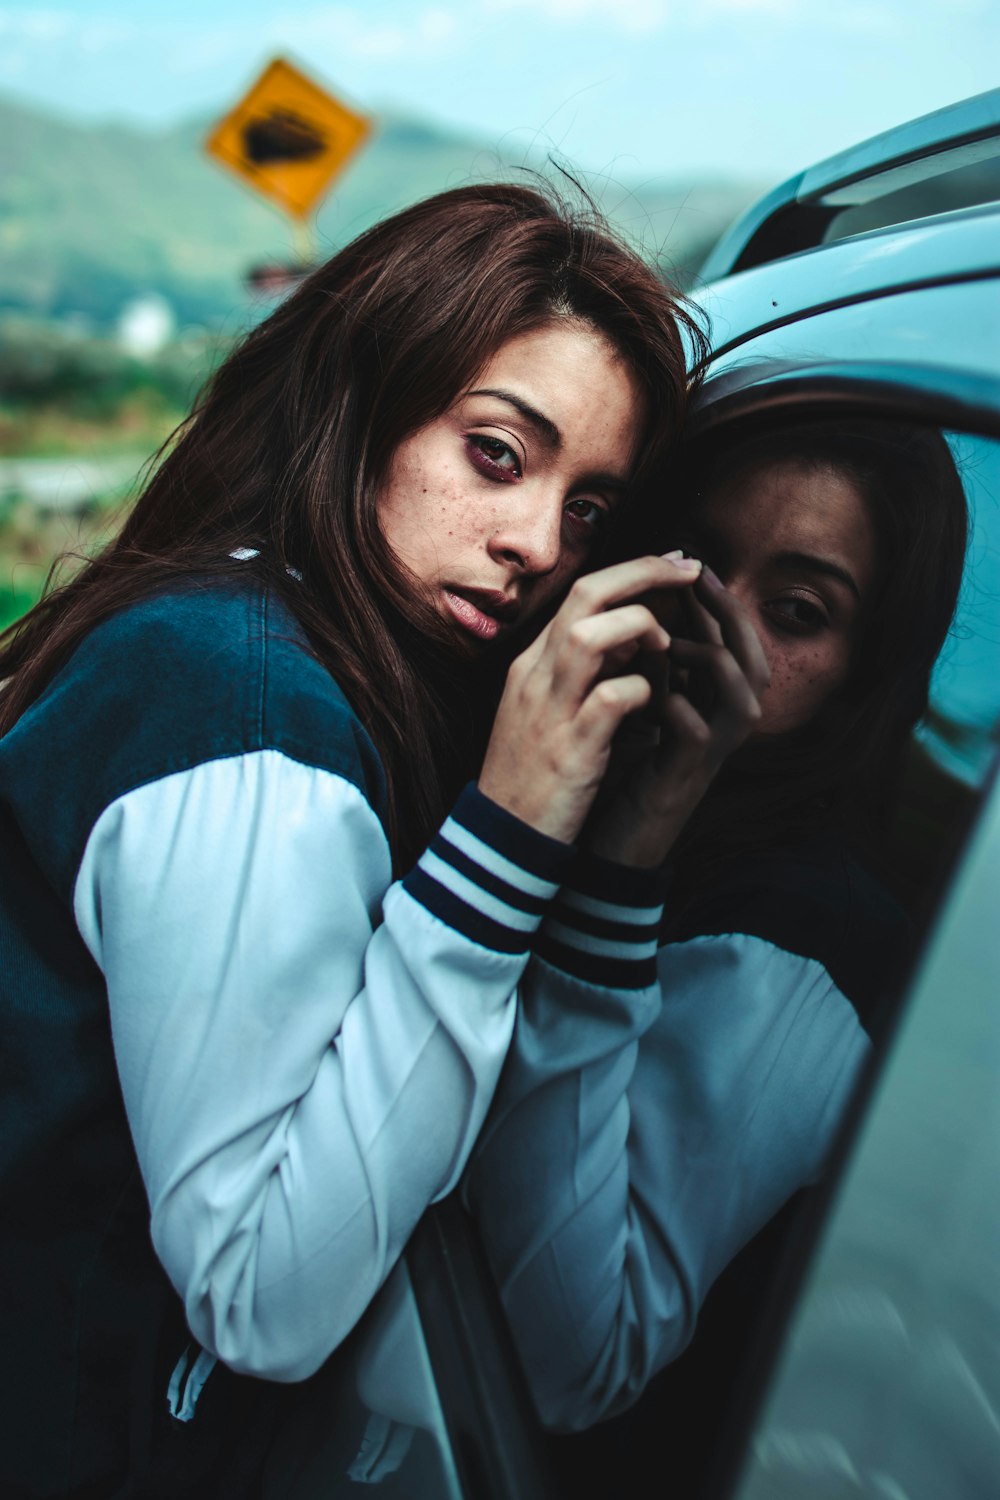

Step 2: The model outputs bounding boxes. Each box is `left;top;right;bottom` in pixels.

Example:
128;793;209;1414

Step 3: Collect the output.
2;0;999;184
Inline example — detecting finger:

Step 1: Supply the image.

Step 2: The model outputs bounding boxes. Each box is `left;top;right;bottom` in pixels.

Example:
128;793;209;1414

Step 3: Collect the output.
555;553;702;628
693;569;771;692
668;638;763;744
633;646;672;724
667;635;724;722
657;692;712;763
574;672;655;755
549;604;671;703
678;585;724;648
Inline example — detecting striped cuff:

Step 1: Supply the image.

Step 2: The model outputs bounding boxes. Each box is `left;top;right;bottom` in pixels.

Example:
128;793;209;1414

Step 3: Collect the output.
536;851;666;989
403;784;575;954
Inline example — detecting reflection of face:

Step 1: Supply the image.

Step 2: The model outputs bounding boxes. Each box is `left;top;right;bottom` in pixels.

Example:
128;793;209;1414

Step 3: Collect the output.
687;458;878;734
377;321;645;651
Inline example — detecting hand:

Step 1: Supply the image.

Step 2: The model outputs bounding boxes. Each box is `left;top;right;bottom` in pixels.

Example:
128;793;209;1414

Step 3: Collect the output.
478;554;703;844
586;567;771;867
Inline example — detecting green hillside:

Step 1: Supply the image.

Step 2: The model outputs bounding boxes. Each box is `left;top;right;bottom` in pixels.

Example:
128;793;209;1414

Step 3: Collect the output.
0;92;762;328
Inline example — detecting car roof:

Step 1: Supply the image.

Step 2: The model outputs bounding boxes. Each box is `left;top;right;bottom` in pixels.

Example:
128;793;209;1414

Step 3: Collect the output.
694;203;1000;367
699;85;1000;284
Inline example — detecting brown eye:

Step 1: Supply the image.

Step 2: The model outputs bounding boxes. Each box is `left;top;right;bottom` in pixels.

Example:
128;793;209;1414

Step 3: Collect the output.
565;497;607;533
467;435;520;478
766;595;829;633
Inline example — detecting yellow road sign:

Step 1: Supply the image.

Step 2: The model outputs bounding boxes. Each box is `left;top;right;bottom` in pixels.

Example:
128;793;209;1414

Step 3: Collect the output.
206;58;372;220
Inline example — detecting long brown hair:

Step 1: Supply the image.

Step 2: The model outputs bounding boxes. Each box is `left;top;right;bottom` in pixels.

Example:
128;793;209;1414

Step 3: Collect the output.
0;182;704;868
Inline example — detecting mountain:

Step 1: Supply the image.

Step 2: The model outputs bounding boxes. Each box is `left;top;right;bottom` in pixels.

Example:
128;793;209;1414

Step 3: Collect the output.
2;92;764;328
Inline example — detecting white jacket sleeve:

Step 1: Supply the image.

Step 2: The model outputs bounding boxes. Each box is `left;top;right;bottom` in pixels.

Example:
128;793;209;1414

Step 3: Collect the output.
466;871;870;1431
73;753;572;1382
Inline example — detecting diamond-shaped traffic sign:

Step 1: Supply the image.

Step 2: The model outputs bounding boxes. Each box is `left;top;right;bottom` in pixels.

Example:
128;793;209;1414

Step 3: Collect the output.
206;57;372;220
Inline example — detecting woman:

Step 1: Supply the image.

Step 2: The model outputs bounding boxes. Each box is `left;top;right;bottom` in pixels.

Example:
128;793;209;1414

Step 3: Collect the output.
0;184;764;1499
466;419;968;1447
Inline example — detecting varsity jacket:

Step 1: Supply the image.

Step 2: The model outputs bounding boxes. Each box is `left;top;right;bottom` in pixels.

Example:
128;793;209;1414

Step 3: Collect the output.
0;576;651;1498
466;836;909;1433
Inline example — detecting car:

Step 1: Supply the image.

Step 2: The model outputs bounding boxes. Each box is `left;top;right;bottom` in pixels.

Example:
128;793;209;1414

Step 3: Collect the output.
260;87;1000;1499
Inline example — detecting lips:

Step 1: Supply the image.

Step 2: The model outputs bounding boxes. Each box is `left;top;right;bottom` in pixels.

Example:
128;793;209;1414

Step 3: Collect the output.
442;587;519;642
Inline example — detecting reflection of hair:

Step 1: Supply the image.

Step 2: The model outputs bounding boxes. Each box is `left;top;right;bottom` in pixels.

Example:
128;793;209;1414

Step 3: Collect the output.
0;183;704;867
674;419;968;873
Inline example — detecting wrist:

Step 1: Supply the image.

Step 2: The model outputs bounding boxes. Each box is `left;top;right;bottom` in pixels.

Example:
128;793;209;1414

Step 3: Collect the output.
476;769;597;846
586;816;676;868
585;774;708;869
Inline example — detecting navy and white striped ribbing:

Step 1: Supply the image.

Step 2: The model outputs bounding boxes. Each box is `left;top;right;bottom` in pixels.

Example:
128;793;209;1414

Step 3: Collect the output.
536;852;666;988
403;784;575;954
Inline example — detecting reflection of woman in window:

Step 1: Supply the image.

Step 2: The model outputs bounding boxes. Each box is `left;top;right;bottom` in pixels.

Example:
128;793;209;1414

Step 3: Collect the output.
467;422;968;1450
0;184;739;1498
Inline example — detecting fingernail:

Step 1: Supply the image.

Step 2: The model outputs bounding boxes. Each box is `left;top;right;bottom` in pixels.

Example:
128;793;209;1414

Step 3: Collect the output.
701;565;723;588
662;549;684;561
672;556;702;574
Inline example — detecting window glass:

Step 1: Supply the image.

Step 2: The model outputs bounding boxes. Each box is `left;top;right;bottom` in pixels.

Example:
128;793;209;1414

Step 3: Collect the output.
465;416;1000;1500
819;145;1000;244
708;429;1000;1500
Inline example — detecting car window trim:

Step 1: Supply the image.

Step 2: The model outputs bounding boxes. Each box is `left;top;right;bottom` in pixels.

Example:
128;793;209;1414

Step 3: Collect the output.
405;1198;557;1500
689;358;1000;441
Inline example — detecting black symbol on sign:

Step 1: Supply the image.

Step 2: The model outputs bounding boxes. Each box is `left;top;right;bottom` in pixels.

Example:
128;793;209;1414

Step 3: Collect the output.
243;110;327;165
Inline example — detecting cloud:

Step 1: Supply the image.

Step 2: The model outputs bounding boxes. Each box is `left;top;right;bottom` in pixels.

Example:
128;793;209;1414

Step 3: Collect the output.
179;6;467;72
0;5;462;72
0;8;72;40
480;0;668;34
0;46;28;77
702;0;797;12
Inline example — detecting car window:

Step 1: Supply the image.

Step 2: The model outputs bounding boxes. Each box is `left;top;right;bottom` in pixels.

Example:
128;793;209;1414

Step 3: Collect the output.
505;413;1000;1500
657;417;1000;1500
818;142;1000;247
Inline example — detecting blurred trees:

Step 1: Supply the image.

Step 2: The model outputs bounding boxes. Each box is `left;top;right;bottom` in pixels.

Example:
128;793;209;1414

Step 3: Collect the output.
0;321;228;455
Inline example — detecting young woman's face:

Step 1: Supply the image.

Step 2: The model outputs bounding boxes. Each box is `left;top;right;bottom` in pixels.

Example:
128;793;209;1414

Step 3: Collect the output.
687;458;878;735
377;321;645;649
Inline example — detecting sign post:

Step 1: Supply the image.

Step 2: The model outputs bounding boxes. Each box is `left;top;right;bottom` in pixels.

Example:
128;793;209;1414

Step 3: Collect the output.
206;57;373;286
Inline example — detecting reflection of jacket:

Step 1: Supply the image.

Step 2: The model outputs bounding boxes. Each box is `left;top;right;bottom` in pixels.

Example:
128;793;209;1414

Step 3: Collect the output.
0;577;578;1498
467;836;909;1435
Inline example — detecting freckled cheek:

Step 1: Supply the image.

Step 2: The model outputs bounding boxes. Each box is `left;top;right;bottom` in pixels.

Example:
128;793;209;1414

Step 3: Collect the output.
431;463;500;544
397;467;494;553
763;646;843;731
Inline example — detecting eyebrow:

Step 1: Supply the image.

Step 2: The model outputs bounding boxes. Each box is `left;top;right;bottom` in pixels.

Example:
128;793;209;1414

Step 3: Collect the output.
466;387;631;493
466;387;561;449
774;550;862;601
683;519;863;602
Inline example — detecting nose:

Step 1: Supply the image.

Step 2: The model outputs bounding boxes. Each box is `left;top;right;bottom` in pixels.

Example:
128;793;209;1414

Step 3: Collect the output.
486;492;564;578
